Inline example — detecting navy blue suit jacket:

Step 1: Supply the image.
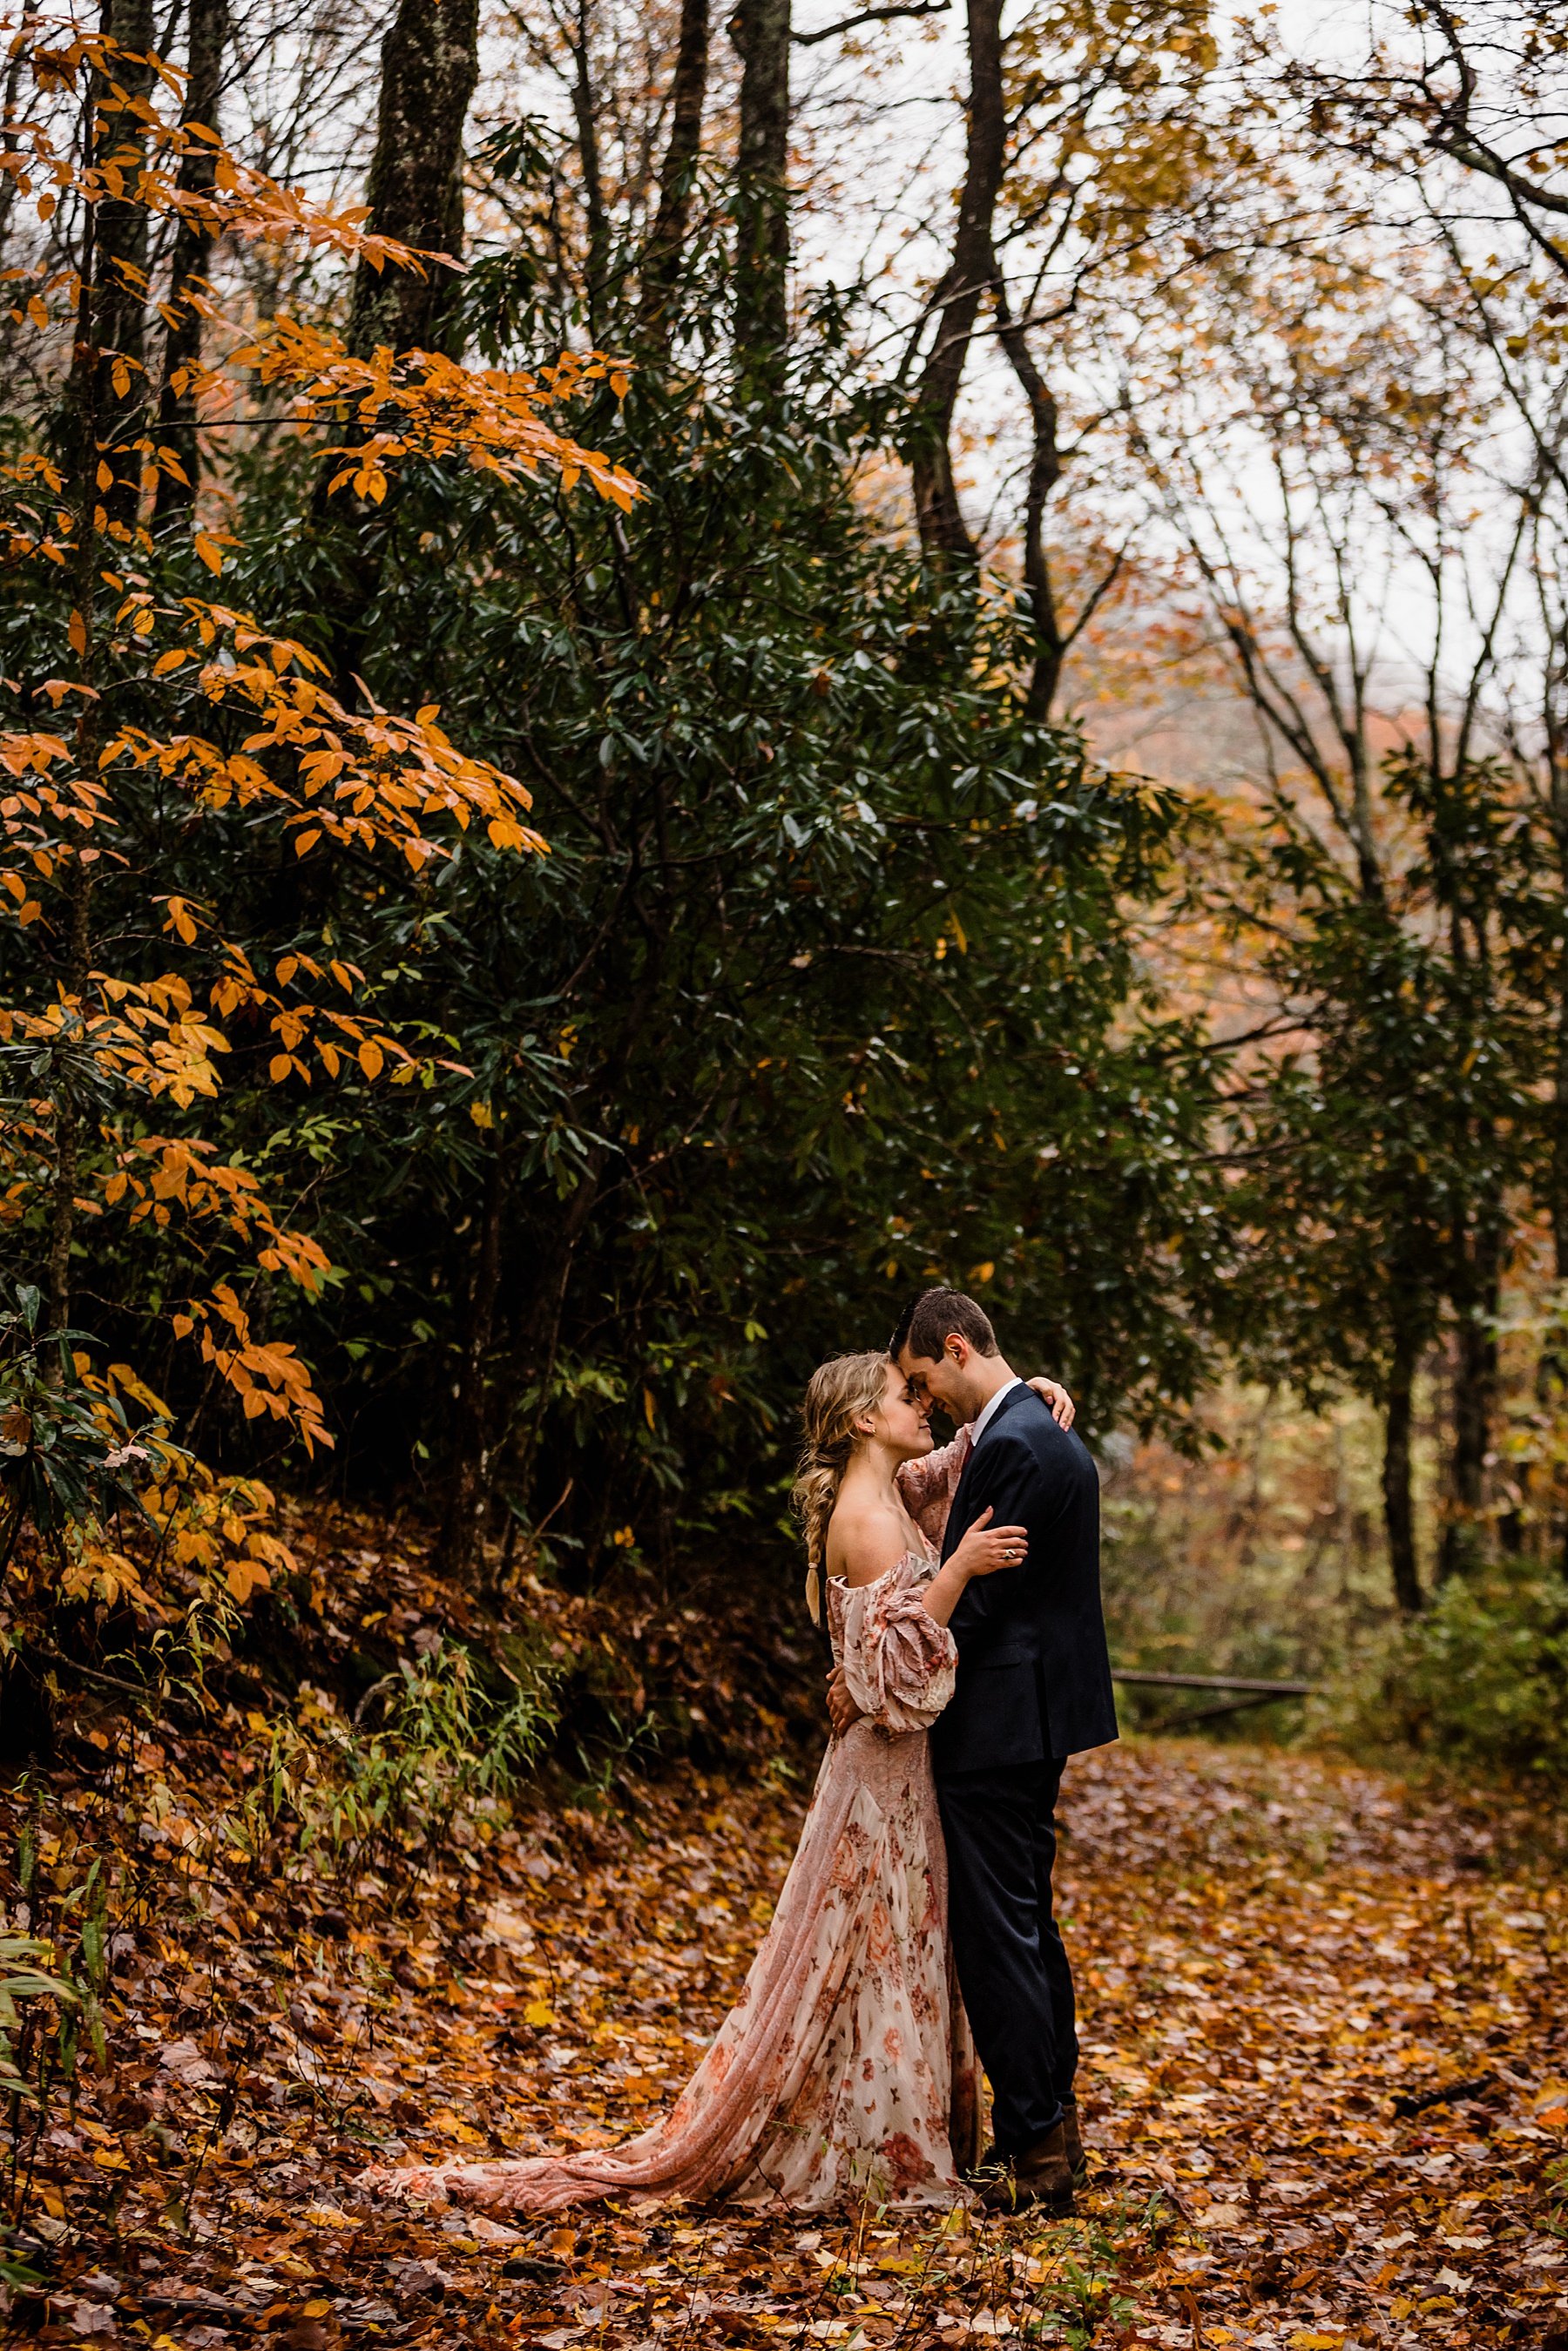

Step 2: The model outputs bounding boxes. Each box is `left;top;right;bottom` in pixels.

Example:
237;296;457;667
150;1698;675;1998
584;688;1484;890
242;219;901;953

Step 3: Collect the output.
929;1383;1119;1776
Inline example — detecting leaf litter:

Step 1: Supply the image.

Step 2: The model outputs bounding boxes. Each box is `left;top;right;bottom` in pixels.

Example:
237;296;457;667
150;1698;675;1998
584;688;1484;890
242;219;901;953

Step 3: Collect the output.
3;1657;1565;2350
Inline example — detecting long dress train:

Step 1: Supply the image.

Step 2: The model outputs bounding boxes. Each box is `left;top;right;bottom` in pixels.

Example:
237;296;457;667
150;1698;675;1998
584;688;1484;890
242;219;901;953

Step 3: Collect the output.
360;1442;981;2213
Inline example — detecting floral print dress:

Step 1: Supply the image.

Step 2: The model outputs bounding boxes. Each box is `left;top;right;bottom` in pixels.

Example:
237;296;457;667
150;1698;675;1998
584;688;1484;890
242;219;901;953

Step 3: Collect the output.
363;1436;982;2214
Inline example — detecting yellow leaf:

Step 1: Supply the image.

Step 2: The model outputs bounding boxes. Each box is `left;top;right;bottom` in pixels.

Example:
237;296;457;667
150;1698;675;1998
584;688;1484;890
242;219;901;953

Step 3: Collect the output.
68;609;87;656
358;1039;383;1081
152;649;187;675
268;1053;293;1081
524;2000;555;2028
294;829;321;857
226;1555;272;1604
171;1313;195;1339
96;460;114;491
643;1387;657;1430
194;532;223;575
27;294;48;330
91;2145;130;2170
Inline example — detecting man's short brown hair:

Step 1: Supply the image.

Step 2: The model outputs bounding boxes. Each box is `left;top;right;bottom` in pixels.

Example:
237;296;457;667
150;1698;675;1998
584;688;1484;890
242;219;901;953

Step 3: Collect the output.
889;1287;998;1363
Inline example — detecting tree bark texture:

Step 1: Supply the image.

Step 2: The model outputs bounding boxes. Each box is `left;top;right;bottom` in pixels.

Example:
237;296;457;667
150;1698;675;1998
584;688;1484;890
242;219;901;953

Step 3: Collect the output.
639;0;711;349
1548;747;1568;1291
1438;1222;1500;1582
910;0;1004;566
0;37;30;271
436;1147;509;1581
994;285;1064;715
322;0;479;699
64;0;156;528
730;0;791;376
436;1150;605;1584
569;0;612;334
152;0;228;524
1382;1331;1423;1616
347;0;480;360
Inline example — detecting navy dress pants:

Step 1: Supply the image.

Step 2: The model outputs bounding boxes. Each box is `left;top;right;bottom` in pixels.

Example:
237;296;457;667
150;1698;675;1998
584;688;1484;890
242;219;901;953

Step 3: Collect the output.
936;1757;1078;2155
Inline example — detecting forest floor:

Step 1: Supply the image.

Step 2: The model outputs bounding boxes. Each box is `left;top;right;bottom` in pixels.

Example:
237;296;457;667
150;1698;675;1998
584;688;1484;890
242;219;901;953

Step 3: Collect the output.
4;1730;1567;2351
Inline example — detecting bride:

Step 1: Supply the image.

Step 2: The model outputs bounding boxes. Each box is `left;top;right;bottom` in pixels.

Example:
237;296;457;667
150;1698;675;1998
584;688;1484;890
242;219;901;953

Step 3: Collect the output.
362;1349;1067;2213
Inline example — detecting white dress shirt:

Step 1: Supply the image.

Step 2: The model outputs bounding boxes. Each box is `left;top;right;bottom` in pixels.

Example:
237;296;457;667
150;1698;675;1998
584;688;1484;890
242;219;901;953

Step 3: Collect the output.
969;1374;1024;1449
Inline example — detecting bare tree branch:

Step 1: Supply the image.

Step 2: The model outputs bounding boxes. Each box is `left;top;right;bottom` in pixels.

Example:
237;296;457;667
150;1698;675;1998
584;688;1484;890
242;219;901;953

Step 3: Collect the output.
793;0;947;44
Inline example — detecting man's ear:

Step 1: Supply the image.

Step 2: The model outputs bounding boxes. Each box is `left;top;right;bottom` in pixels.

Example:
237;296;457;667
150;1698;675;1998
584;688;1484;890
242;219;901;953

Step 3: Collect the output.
945;1333;970;1368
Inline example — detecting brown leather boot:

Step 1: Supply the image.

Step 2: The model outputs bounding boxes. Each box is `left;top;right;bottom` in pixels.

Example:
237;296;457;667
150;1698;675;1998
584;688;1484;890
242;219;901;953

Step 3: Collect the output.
977;2120;1075;2214
1061;2093;1087;2182
974;2101;1086;2185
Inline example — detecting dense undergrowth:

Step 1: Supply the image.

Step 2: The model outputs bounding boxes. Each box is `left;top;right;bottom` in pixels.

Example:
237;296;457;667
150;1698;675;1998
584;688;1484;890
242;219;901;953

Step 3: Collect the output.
1104;1384;1568;1787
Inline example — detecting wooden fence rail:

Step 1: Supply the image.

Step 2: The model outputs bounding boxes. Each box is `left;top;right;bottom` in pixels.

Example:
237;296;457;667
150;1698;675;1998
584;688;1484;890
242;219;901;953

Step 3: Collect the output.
1110;1667;1318;1733
1110;1670;1316;1696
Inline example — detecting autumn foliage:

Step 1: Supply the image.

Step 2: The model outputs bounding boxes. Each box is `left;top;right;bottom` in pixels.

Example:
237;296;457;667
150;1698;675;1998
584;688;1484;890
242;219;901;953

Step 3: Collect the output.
0;12;635;1618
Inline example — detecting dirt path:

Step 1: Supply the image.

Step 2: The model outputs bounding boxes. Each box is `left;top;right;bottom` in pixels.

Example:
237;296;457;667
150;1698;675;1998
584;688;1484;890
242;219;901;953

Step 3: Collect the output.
7;1740;1565;2348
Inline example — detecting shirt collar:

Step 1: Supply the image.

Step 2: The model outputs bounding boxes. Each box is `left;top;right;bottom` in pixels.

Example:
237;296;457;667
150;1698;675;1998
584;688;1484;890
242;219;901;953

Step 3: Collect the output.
970;1375;1024;1448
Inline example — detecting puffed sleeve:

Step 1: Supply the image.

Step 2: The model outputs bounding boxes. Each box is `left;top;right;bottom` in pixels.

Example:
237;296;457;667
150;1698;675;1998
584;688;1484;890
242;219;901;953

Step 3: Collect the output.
840;1564;957;1733
896;1427;972;1551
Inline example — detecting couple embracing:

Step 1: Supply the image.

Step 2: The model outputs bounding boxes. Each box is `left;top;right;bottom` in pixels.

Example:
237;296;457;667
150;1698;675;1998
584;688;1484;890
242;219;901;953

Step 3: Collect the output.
370;1287;1117;2218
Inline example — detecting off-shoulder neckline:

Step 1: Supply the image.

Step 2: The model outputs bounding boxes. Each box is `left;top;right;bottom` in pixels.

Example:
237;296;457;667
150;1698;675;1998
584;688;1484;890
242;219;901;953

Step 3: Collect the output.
829;1543;936;1593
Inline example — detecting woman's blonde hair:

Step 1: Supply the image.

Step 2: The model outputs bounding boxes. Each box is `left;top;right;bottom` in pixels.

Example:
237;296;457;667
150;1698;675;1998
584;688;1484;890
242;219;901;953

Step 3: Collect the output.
791;1350;890;1619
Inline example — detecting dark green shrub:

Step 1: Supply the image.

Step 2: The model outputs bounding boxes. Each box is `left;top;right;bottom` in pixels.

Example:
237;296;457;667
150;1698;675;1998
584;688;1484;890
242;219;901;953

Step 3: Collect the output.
1335;1569;1568;1784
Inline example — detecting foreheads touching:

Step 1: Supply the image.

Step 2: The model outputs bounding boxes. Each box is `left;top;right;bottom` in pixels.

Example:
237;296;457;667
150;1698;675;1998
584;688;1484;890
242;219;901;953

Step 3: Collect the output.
889;1287;1001;1419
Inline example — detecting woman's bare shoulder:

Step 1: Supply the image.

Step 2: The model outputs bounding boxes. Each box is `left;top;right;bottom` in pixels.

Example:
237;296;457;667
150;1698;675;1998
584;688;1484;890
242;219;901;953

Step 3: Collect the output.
828;1495;918;1590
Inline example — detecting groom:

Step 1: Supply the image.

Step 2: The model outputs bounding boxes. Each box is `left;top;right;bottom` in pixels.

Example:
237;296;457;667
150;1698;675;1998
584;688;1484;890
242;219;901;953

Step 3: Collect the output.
835;1287;1117;2211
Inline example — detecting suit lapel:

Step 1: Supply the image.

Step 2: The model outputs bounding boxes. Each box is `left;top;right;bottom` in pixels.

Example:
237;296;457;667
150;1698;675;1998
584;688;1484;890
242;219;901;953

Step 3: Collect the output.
941;1422;979;1561
941;1386;1036;1559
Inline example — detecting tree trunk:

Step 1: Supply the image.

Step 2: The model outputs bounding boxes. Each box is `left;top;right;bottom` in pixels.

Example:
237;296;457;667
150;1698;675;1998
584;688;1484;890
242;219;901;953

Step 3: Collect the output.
1438;1222;1500;1582
346;0;480;359
994;284;1064;716
480;1156;605;1604
152;0;228;525
1554;976;1568;1292
45;1095;80;1339
568;0;611;336
909;0;1004;566
0;37;30;270
436;1147;509;1581
1382;1331;1423;1615
729;0;791;379
63;0;155;530
639;0;710;351
322;0;480;699
1542;735;1568;1570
